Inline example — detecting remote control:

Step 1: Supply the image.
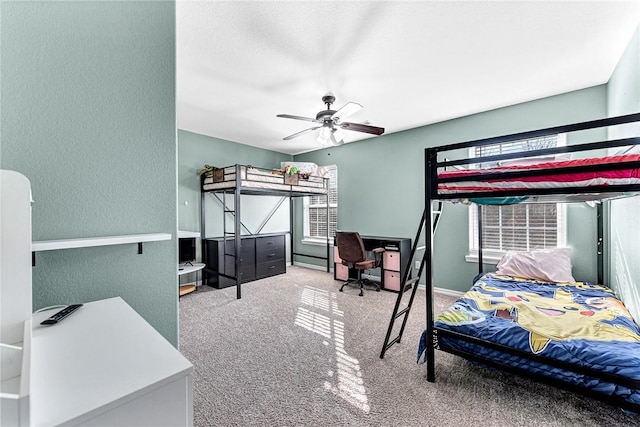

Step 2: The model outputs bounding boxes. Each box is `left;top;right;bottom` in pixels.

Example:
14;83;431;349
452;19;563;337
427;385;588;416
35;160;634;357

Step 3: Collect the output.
40;304;83;325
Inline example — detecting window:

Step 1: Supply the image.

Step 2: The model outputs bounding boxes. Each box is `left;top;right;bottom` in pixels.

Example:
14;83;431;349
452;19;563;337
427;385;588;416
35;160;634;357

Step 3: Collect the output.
468;135;566;262
304;165;337;243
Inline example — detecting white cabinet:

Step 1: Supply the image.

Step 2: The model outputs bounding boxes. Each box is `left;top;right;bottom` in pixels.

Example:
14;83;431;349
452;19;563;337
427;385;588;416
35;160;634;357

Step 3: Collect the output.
31;297;193;426
1;170;33;427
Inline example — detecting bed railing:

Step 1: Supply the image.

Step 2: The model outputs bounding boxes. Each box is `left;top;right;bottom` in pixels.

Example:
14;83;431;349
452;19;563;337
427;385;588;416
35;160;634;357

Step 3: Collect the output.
425;112;640;201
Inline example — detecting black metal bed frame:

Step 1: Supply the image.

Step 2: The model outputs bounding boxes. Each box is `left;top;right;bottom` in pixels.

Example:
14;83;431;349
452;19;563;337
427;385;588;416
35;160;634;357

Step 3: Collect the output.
200;164;331;299
423;112;640;412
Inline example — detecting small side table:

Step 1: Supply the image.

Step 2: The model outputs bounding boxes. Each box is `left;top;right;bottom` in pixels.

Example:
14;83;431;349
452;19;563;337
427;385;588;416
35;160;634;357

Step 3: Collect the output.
178;262;205;296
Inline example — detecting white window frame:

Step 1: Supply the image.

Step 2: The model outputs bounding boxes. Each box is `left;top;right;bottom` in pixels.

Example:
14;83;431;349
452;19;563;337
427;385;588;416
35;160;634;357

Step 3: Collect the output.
302;164;337;245
466;134;567;264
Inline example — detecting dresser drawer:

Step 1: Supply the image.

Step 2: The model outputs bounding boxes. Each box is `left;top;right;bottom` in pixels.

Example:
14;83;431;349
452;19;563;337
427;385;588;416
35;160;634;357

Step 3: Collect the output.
224;238;255;259
335;263;349;281
256;259;286;278
256;250;284;264
384;270;401;292
256;235;285;262
256;235;284;256
383;250;401;271
333;246;342;263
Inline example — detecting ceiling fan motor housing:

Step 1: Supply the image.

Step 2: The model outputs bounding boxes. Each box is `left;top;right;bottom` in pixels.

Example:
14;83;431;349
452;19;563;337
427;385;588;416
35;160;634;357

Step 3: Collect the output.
316;109;336;122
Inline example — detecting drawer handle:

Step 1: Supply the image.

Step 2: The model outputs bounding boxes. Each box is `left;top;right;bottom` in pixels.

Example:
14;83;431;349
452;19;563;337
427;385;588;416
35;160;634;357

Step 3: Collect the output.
269;253;276;257
269;265;275;269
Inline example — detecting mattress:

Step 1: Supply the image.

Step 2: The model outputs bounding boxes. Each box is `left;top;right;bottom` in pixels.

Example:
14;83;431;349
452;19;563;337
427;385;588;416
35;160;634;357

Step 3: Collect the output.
202;165;328;194
438;154;640;194
418;273;640;406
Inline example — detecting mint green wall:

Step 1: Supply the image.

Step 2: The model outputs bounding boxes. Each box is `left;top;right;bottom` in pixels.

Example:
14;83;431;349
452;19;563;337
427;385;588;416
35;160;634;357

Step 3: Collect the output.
178;130;293;234
295;87;607;291
0;2;178;344
607;24;640;321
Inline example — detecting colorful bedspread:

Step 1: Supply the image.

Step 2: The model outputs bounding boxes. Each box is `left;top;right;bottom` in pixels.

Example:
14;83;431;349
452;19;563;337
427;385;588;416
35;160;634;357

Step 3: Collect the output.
419;273;640;406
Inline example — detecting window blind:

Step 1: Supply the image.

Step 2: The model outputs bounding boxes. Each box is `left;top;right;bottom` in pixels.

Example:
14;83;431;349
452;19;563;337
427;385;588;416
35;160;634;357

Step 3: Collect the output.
469;135;565;255
307;165;338;239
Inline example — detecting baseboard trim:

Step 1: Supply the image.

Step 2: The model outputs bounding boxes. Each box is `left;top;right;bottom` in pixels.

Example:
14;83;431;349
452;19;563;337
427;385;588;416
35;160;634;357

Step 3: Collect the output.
292;261;332;272
292;262;464;297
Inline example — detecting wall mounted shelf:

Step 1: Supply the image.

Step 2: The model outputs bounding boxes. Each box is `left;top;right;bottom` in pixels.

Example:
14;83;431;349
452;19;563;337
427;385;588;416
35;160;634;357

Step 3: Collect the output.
32;233;171;252
31;233;172;265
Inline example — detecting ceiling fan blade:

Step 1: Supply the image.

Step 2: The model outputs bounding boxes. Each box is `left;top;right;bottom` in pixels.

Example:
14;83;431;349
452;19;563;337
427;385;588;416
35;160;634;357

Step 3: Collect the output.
331;102;363;122
283;126;322;140
340;121;385;135
277;114;319;123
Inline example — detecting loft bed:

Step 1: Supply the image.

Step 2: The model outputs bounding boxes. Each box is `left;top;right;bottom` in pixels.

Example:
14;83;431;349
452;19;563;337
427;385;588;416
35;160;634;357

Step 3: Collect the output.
200;163;331;299
419;113;640;412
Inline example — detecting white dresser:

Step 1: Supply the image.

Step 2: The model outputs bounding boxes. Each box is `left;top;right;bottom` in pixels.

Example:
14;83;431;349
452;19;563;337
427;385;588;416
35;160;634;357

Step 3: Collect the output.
30;297;193;426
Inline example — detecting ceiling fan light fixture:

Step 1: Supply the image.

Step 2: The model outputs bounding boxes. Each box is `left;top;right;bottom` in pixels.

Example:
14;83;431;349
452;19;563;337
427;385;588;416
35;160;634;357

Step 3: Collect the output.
318;127;332;142
317;128;344;147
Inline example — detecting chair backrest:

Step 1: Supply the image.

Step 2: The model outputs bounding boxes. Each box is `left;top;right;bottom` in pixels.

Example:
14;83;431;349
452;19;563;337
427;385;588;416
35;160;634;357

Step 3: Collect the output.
336;231;367;264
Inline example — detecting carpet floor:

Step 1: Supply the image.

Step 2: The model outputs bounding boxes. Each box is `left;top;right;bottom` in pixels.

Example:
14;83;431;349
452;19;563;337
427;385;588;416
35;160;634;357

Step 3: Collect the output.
179;266;640;426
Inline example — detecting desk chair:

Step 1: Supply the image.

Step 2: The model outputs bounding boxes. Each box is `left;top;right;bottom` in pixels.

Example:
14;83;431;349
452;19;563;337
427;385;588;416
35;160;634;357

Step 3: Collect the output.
336;231;384;296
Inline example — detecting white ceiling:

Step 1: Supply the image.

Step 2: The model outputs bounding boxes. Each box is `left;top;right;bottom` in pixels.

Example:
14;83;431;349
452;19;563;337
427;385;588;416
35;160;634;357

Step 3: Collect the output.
177;1;640;155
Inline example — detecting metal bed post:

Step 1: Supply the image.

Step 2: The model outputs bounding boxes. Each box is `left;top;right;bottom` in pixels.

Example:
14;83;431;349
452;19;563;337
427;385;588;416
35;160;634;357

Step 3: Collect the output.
325;190;330;272
425;148;437;382
597;202;604;285
200;174;207;285
477;204;483;275
234;164;242;300
290;196;294;268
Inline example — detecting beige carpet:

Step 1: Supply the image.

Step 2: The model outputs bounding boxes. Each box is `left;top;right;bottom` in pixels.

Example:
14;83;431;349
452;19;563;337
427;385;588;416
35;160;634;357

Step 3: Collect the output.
179;266;640;426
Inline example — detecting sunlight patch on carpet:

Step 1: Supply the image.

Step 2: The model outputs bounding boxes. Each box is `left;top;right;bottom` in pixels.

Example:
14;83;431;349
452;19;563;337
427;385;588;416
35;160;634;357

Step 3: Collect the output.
295;286;370;413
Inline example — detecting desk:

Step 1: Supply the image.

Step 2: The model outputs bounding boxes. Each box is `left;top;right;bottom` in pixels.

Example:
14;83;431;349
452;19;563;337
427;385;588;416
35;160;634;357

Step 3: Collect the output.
334;235;411;292
178;262;205;296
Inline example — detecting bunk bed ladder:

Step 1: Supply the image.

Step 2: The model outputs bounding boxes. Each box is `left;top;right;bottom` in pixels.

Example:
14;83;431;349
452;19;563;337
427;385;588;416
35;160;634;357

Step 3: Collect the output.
380;203;442;359
219;186;242;299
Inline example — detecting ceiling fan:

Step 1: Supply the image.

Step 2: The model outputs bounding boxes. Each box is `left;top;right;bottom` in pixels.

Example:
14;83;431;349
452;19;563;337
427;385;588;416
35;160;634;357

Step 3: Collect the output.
277;93;385;146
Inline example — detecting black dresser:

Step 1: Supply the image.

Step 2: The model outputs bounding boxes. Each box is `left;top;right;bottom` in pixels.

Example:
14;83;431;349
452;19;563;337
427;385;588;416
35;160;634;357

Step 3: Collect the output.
203;233;286;289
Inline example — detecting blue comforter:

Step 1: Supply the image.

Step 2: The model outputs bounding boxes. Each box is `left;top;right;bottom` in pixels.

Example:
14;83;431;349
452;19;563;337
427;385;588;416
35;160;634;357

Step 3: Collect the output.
419;273;640;406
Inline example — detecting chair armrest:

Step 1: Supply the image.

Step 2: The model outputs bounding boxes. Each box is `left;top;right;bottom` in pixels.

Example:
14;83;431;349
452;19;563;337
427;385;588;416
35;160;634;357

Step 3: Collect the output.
372;247;385;253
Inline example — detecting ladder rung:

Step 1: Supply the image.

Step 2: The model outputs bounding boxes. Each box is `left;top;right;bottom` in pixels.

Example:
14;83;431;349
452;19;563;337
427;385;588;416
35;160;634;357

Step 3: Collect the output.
394;306;410;319
406;277;419;285
384;336;401;351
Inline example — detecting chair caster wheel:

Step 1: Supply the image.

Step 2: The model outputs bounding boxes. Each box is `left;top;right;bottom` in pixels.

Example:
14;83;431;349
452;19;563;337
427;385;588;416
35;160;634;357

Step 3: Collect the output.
339;289;343;292
376;288;381;292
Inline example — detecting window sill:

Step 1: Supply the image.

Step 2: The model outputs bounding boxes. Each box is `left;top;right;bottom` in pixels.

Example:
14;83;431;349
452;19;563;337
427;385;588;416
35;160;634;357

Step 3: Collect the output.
301;237;334;246
465;253;501;265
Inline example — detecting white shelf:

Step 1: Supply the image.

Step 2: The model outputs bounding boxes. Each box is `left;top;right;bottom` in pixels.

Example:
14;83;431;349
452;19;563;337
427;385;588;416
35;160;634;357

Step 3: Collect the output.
178;262;205;276
178;230;200;239
32;233;172;252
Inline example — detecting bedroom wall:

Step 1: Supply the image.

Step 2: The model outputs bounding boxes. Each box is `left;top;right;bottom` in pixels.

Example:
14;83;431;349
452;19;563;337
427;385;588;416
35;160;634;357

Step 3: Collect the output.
0;2;179;344
178;130;293;237
294;86;607;292
607;24;640;322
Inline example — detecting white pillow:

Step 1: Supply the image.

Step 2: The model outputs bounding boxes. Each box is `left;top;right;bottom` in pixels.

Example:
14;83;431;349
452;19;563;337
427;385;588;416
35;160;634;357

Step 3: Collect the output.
496;248;575;283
